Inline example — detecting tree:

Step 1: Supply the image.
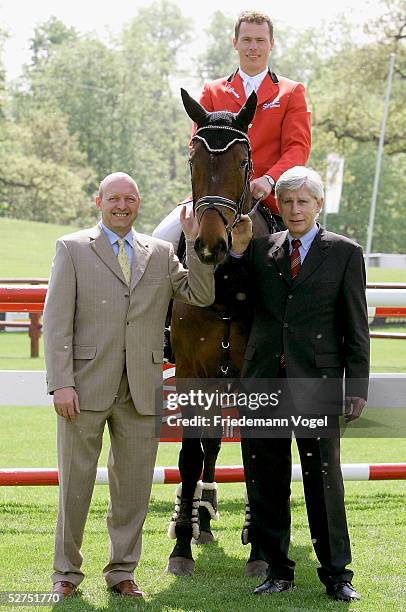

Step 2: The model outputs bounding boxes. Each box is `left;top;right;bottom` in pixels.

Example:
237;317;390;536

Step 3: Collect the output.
0;26;7;119
29;17;79;69
197;11;236;81
12;2;195;231
0;111;95;225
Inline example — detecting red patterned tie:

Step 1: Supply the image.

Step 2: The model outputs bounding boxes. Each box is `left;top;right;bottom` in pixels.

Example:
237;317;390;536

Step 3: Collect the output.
290;239;302;278
280;238;302;370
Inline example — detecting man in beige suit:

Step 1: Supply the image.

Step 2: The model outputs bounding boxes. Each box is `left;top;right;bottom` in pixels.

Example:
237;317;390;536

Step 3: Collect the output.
43;172;214;600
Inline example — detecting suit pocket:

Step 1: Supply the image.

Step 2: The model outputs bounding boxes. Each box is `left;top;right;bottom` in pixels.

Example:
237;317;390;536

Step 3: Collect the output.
315;353;342;368
73;345;97;359
152;349;164;364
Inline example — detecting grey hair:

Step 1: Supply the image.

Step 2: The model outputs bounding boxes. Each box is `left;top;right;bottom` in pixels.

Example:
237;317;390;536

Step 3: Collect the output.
275;166;324;201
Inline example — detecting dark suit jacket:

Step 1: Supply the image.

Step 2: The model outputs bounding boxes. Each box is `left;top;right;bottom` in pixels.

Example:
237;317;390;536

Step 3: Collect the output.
223;226;370;410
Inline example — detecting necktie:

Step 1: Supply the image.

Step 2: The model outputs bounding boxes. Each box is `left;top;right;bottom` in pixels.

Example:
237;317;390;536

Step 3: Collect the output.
245;79;254;98
280;238;302;370
117;238;131;286
290;239;302;278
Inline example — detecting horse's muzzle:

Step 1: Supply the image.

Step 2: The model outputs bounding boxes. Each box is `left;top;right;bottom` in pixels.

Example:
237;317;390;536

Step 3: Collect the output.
194;236;228;265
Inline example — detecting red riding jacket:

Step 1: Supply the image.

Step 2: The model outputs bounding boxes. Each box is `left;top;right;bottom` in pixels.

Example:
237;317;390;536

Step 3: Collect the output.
196;69;311;214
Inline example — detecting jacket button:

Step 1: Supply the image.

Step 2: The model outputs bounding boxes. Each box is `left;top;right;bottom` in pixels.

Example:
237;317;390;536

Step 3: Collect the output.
288;294;293;299
284;323;289;328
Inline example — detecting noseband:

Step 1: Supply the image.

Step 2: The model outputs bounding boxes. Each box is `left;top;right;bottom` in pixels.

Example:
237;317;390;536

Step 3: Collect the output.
191;125;253;231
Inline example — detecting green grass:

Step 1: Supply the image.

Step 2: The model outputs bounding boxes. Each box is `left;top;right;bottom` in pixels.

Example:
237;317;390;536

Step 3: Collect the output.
0;413;405;611
0;218;78;278
366;267;406;283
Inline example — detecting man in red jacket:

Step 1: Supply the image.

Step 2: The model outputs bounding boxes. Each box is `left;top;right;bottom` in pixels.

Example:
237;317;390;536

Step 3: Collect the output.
198;10;311;218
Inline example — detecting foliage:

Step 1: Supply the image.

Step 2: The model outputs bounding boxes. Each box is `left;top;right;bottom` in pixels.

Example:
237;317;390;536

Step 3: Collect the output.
0;1;405;247
198;11;236;81
0;111;95;225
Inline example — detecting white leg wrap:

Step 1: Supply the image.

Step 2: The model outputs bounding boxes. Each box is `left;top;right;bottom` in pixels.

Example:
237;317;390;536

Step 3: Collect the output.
199;481;219;520
241;488;251;545
167;481;202;540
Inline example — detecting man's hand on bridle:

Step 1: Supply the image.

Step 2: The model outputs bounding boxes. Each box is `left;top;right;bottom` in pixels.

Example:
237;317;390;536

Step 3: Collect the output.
230;215;253;255
180;204;199;240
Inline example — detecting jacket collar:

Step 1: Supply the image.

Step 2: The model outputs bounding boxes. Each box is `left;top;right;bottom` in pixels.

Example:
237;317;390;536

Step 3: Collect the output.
88;225;152;291
225;68;279;108
268;226;332;287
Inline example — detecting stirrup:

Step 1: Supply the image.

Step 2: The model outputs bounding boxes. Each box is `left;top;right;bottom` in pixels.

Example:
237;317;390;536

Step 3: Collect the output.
199;482;219;520
167;481;202;540
241;488;251;545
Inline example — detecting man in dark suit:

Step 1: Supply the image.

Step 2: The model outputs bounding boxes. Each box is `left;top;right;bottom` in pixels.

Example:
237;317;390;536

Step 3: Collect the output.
226;165;369;601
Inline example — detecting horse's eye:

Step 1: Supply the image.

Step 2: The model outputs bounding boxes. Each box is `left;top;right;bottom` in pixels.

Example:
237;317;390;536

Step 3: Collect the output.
240;159;249;168
188;159;193;166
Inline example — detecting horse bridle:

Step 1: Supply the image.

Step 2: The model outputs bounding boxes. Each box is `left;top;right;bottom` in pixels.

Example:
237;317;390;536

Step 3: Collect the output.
190;125;253;231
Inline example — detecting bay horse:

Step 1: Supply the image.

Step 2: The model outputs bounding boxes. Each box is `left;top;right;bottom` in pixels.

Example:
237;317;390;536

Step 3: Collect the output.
166;88;277;577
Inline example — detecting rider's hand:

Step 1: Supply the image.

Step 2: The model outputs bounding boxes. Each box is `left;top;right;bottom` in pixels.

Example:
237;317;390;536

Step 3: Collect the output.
230;215;253;255
250;176;273;201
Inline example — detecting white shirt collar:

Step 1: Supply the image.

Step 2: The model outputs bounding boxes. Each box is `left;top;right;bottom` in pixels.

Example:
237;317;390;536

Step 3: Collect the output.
287;224;318;253
239;67;268;93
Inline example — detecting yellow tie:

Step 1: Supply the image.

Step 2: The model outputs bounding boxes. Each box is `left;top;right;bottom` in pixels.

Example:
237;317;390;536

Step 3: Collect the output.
117;238;131;285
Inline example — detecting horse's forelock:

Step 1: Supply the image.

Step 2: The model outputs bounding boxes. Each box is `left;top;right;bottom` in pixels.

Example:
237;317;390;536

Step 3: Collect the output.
202;110;242;130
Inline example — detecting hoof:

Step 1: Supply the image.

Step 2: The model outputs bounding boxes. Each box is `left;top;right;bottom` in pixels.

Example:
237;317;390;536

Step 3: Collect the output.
192;530;214;545
245;559;268;578
165;557;195;576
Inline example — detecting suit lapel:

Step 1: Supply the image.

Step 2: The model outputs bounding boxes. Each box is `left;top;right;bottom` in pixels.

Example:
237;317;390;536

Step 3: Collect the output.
225;72;245;108
293;227;331;288
89;225;127;285
131;231;152;291
225;70;280;110
256;72;280;107
268;231;292;285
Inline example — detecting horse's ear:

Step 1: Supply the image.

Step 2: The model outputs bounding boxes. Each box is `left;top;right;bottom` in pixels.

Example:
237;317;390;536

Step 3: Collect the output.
181;88;208;127
235;91;257;132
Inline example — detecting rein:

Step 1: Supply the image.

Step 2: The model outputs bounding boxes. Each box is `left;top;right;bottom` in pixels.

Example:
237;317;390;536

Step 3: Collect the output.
191;125;253;231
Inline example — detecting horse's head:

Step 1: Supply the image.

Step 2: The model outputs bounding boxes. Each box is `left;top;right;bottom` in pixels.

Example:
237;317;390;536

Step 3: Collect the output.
181;88;257;265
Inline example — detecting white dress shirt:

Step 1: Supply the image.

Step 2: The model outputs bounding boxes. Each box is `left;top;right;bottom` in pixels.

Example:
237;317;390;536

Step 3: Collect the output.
239;67;268;98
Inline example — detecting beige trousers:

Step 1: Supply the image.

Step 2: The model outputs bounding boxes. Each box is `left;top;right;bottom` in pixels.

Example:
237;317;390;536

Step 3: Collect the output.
52;372;159;587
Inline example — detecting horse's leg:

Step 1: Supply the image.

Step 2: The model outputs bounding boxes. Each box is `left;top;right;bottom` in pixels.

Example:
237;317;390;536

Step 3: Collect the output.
193;437;221;544
166;437;204;576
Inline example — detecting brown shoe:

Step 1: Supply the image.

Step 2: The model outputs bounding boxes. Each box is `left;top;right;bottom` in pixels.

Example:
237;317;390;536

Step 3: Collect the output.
52;581;77;600
110;579;144;598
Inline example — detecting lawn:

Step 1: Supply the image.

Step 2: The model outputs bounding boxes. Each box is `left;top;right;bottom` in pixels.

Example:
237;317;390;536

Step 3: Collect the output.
0;218;79;278
0;412;405;611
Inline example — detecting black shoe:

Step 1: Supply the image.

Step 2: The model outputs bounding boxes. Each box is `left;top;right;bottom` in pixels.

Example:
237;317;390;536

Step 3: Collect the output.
254;577;294;595
326;581;360;602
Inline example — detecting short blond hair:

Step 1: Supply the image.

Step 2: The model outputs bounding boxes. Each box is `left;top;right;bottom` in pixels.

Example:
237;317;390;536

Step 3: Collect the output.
234;10;274;40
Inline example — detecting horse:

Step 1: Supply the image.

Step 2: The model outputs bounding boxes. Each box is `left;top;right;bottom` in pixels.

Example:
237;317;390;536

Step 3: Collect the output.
165;88;278;577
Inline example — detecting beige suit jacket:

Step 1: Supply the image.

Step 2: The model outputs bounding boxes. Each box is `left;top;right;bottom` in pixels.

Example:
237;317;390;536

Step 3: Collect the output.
43;225;214;414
